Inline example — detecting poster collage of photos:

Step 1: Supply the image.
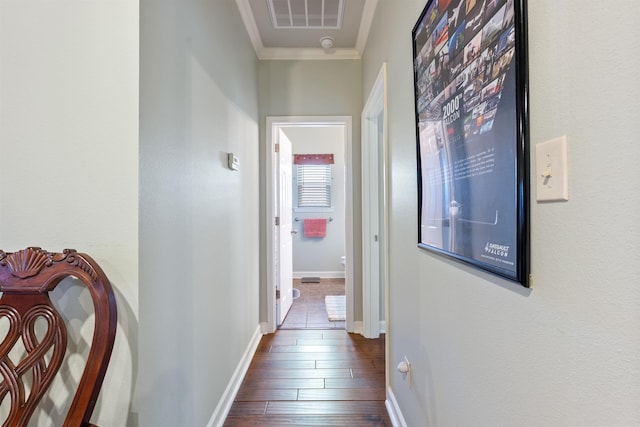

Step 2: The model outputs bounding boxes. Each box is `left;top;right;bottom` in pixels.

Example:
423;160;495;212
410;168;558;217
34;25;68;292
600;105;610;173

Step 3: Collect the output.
413;0;528;283
414;0;516;143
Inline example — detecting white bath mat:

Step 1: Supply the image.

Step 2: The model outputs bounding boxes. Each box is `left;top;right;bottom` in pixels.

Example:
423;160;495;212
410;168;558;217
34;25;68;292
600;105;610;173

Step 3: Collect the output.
325;295;346;321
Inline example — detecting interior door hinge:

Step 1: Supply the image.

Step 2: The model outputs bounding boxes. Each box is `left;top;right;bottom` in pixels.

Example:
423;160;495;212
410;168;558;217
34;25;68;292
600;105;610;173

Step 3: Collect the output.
275;143;280;153
275;216;280;226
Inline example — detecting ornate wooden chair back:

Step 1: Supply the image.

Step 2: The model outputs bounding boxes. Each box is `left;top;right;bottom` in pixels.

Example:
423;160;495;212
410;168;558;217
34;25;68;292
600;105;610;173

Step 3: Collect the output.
0;247;117;427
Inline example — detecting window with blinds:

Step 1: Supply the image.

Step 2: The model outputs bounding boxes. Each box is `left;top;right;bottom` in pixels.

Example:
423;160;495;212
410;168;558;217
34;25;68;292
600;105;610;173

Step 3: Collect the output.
295;164;332;208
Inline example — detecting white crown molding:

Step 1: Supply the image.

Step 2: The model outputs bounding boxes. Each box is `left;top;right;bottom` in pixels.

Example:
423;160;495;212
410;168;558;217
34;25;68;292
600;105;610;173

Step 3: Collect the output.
235;0;265;54
258;47;361;60
355;0;378;55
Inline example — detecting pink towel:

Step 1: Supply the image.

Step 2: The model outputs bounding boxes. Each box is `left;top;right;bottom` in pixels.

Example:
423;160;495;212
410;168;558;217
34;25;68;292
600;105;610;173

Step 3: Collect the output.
303;218;327;238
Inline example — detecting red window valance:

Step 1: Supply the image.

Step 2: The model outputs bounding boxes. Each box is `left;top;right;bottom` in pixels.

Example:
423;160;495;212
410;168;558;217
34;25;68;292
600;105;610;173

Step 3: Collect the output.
293;154;334;165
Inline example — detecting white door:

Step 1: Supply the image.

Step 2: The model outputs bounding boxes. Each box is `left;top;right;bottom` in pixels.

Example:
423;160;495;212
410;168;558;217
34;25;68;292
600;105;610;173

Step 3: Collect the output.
277;133;294;326
362;113;381;339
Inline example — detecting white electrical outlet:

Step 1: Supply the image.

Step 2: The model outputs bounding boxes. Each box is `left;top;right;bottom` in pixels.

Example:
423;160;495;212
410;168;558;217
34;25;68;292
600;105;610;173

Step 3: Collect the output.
536;136;568;201
397;356;412;387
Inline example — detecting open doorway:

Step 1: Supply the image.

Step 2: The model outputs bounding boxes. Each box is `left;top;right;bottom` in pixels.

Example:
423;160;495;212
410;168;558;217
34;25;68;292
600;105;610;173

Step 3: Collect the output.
280;125;346;329
265;116;354;333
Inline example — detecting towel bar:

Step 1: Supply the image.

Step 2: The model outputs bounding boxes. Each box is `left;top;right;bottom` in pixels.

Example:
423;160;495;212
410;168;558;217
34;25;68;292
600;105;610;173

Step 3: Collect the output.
295;217;333;222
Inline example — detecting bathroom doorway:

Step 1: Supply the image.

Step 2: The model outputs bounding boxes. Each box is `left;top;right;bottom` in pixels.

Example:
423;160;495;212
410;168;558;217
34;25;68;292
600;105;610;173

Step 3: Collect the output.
265;116;354;333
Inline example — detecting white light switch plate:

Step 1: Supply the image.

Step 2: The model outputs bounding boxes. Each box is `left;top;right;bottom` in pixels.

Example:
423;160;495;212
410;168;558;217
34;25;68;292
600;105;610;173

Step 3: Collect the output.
227;153;239;171
536;136;568;201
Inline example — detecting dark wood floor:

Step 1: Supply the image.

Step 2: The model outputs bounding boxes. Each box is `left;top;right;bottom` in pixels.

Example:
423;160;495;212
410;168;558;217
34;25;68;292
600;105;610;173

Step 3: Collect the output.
280;278;346;329
224;329;391;426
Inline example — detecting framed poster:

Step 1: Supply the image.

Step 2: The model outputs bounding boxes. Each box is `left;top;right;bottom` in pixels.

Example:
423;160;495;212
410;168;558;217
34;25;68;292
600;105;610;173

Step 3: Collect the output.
412;0;530;286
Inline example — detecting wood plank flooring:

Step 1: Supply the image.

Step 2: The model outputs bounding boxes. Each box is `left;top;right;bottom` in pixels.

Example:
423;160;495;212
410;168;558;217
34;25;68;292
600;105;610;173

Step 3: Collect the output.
280;279;346;329
224;329;391;426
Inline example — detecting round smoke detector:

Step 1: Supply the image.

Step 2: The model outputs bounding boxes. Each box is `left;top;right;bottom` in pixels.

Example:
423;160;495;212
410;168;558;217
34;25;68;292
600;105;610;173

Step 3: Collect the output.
320;36;335;49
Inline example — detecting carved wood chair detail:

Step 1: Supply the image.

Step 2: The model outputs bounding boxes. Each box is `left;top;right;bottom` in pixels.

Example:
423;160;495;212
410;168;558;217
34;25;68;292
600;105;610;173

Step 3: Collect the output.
0;247;117;427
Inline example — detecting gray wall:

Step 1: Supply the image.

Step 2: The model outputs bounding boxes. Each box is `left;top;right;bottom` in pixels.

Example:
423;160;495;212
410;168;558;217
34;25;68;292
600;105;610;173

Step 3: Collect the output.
363;0;640;425
258;60;363;321
0;1;138;425
139;1;260;426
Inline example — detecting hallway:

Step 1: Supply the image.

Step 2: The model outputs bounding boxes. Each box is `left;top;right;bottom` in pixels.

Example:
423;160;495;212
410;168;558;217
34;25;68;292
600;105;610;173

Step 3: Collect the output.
224;329;390;426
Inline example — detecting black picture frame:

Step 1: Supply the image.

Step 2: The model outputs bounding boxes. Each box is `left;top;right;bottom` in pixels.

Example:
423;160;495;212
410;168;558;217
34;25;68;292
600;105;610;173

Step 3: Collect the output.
412;0;530;286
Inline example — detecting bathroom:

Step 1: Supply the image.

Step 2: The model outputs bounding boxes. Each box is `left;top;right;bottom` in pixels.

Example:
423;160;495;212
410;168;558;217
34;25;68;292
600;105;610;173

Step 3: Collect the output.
279;125;346;329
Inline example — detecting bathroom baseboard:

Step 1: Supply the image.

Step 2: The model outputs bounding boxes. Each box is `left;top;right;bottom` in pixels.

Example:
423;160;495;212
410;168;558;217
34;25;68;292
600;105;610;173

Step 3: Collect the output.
293;271;345;279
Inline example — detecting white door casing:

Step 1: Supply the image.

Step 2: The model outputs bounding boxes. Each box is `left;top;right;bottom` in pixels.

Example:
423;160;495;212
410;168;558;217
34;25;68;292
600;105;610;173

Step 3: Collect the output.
265;116;354;334
362;63;388;339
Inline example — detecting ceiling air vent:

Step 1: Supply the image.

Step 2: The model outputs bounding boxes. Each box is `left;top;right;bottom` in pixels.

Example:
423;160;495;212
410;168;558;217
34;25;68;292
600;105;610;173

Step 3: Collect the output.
268;0;344;29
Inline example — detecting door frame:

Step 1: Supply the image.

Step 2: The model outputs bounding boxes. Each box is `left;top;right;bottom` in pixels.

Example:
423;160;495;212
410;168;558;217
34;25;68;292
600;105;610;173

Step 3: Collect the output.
265;116;354;333
361;63;388;339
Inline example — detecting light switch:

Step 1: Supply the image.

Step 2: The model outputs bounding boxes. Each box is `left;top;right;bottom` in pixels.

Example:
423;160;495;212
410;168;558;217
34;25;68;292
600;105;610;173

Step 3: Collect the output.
227;153;239;171
536;136;568;201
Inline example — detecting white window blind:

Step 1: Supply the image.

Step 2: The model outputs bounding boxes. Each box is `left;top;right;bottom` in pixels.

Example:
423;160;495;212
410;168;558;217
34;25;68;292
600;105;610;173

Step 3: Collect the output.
296;164;332;208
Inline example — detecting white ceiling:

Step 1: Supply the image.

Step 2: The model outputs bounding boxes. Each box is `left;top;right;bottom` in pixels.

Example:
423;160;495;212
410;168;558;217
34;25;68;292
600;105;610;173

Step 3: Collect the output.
235;0;379;60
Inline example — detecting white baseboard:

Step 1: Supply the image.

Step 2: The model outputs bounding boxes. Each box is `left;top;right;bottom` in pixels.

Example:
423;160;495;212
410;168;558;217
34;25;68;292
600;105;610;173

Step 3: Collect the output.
293;271;345;279
351;321;385;337
260;321;273;334
206;325;263;427
351;320;363;334
386;386;408;427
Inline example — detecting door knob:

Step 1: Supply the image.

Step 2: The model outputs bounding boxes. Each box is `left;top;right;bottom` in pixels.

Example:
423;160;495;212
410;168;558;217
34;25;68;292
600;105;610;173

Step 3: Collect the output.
291;230;298;234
